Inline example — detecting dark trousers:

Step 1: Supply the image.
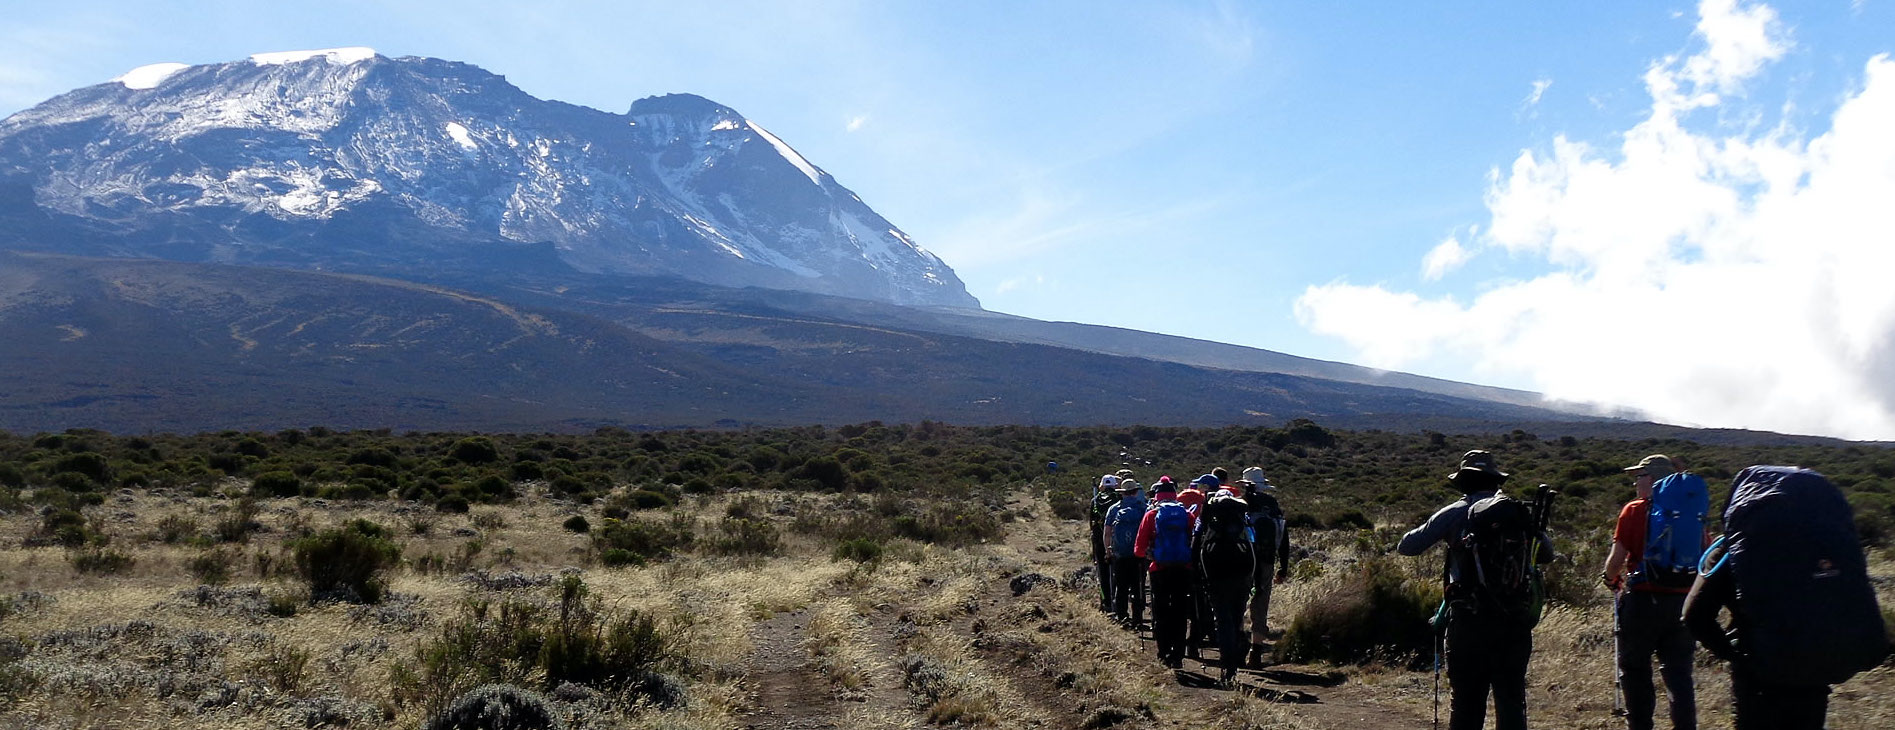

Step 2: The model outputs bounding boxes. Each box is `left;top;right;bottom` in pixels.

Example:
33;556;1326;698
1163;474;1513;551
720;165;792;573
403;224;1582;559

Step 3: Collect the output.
1445;607;1532;730
1731;668;1829;730
1189;580;1213;648
1150;567;1193;663
1205;577;1253;673
1110;555;1147;624
1615;591;1696;730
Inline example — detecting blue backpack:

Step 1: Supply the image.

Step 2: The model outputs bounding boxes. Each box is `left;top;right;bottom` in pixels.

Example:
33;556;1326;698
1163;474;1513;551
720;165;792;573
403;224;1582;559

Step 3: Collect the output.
1638;472;1710;589
1108;495;1146;556
1150;501;1193;564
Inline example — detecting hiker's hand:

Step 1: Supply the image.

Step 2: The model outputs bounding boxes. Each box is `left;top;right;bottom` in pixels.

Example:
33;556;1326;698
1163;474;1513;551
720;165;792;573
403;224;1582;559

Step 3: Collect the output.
1601;572;1622;591
1274;571;1288;585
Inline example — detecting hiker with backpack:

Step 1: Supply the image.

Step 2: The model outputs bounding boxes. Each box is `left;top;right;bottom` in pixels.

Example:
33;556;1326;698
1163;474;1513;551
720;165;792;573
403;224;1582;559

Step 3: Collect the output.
1601;454;1704;730
1104;478;1149;628
1195;490;1257;684
1181;473;1220;657
1090;474;1124;614
1135;477;1199;669
1239;466;1290;668
1683;466;1891;730
1398;450;1554;730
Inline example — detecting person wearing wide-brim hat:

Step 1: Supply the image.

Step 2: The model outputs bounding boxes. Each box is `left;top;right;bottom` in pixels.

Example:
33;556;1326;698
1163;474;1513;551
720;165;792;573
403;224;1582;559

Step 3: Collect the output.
1398;450;1550;730
1603;454;1697;730
1104;478;1149;629
1237;466;1291;667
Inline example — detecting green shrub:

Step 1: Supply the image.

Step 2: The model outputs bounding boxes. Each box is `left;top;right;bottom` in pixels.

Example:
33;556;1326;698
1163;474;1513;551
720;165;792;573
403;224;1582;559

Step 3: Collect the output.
251;471;301;498
40;508;93;547
706;517;782;556
214;497;263;543
833;538;884;564
561;515;590;533
626;490;673;510
71;547;135;575
292;519;401;604
188;548;238;585
394;575;671;716
1045;482;1087;521
592;513;694;567
449;437;501;465
437;494;471;513
1275;558;1439;667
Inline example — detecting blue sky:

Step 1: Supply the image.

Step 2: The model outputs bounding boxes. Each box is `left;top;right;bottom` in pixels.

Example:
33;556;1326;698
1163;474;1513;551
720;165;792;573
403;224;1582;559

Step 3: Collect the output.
4;1;1894;438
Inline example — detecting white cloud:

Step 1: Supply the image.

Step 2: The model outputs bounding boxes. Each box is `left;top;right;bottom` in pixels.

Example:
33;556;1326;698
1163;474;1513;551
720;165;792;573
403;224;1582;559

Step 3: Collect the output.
994;274;1046;295
1524;78;1552;108
846;114;868;132
1420;235;1474;280
1295;1;1895;440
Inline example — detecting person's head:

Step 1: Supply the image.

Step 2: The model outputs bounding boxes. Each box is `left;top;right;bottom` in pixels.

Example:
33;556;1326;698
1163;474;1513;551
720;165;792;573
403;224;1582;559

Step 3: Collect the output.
1115;468;1135;480
1623;454;1676;499
1190;474;1221;491
1116;479;1142;497
1211;467;1231;483
1447;450;1509;493
1098;474;1121;492
1152;475;1177;500
1241;466;1274;491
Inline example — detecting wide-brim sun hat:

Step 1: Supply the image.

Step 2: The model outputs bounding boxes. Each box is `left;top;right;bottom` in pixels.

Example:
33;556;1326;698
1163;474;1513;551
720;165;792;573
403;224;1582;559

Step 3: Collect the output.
1447;449;1509;483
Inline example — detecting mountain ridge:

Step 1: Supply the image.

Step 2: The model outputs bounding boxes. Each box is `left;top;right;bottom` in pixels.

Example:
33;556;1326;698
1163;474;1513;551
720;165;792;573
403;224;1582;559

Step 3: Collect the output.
0;49;977;308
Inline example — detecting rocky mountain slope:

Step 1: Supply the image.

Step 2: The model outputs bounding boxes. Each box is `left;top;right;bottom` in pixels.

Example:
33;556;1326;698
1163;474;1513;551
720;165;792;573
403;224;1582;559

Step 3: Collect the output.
0;49;976;308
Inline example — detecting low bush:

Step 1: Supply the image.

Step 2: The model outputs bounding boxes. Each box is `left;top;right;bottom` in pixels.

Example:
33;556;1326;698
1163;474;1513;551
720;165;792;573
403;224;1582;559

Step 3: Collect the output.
833;538;884;564
188;548;239;585
70;547;135;575
292;519;401;604
592;514;693;567
424;684;561;730
706;517;781;556
395;576;670;717
251;471;302;498
560;515;590;533
1275;557;1439;667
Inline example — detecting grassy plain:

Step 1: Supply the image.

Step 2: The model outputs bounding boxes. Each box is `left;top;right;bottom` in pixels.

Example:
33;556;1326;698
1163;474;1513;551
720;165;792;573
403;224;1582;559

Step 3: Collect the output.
0;422;1891;728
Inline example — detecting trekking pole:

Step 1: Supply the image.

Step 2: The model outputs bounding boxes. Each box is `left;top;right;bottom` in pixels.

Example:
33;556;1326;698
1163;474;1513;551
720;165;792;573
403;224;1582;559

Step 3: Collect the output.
1431;631;1442;730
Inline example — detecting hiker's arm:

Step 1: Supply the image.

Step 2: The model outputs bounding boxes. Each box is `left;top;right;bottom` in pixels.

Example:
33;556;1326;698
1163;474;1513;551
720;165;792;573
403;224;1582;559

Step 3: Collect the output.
1603;542;1629;589
1683;568;1740;664
1397;504;1457;556
1133;510;1155;559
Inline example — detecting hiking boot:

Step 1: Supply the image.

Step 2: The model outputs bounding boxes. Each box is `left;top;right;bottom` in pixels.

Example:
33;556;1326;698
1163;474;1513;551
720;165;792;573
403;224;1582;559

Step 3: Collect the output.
1219;667;1238;686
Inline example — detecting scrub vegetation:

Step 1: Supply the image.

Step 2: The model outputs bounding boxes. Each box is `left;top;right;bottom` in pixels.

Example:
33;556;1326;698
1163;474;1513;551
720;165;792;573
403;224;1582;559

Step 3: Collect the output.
0;420;1889;729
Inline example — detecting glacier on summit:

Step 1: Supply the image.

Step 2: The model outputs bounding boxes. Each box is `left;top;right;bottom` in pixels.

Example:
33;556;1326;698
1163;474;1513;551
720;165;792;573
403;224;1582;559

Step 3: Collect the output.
0;51;978;309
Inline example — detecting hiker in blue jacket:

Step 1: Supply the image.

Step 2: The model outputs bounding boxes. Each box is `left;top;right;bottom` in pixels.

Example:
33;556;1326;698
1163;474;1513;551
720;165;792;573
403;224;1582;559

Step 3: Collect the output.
1104;479;1148;628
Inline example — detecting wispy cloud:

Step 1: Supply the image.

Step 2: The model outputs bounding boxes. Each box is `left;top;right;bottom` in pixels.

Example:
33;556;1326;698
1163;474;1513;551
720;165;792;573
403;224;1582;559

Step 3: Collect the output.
1296;1;1895;439
930;191;1227;269
845;114;868;132
1524;78;1552;107
1420;234;1473;280
994;274;1046;295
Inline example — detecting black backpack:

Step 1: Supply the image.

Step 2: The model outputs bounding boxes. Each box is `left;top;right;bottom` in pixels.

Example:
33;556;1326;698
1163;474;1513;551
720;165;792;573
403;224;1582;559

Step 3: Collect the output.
1196;493;1256;581
1708;466;1890;685
1457;491;1545;626
1246;492;1283;567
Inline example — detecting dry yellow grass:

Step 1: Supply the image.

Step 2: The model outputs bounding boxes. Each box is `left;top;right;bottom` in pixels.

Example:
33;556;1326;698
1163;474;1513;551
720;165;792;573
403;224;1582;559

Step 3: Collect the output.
2;485;1890;730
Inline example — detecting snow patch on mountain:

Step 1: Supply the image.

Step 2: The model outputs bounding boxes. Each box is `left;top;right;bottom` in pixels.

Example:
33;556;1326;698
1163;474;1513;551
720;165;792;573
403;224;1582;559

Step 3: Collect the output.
115;63;188;90
250;47;377;66
444;122;477;150
748;121;823;184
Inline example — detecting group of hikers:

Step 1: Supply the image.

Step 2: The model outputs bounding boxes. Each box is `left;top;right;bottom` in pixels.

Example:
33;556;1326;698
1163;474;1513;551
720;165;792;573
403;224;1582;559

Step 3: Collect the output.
1083;450;1891;730
1087;465;1291;685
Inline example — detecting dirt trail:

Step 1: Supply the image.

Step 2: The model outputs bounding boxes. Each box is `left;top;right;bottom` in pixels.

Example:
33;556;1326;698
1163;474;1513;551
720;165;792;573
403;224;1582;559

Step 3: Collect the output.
741;610;841;730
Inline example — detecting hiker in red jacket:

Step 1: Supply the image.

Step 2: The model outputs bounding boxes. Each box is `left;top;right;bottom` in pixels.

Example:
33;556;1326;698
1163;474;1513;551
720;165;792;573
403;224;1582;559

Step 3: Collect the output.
1135;477;1199;668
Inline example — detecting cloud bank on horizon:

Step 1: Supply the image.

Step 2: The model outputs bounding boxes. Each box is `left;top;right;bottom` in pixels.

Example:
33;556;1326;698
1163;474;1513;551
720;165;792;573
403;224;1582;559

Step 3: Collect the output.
1296;0;1895;440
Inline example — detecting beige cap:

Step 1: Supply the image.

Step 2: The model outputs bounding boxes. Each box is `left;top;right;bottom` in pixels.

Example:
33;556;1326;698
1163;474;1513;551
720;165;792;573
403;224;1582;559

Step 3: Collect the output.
1623;454;1676;479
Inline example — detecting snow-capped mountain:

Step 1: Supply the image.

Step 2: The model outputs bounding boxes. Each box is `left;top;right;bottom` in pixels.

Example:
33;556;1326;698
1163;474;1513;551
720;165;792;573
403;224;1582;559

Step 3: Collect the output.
0;48;978;308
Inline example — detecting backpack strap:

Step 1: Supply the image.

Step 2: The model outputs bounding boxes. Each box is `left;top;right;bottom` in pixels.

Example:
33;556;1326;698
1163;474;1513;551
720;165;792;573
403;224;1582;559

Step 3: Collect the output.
1698;534;1730;576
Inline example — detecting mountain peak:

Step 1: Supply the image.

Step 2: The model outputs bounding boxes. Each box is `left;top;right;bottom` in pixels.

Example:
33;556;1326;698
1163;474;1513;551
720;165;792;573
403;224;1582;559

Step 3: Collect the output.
0;54;979;309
